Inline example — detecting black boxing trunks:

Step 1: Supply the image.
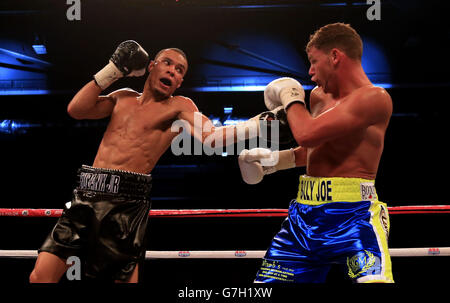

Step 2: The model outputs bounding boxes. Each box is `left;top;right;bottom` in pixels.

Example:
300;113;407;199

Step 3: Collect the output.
39;165;152;281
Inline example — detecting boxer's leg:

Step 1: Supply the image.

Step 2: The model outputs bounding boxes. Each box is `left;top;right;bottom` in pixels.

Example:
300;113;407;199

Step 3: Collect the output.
254;200;332;283
29;252;70;283
115;265;139;283
30;188;88;283
349;201;394;283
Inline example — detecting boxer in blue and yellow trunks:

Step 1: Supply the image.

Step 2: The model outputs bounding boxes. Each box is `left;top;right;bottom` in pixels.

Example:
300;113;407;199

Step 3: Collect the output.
256;176;393;283
238;23;394;283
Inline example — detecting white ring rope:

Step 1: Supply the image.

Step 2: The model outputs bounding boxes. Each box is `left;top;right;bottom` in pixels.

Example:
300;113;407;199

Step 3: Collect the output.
0;247;449;259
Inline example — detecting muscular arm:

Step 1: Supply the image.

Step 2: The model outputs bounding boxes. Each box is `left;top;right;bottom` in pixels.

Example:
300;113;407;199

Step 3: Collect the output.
294;146;307;167
177;99;256;148
175;99;218;142
67;80;117;120
286;86;392;147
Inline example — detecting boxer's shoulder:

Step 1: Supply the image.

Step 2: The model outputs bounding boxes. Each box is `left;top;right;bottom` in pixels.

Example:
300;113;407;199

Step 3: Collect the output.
108;87;140;102
115;87;140;96
349;85;392;116
170;95;198;112
347;85;390;104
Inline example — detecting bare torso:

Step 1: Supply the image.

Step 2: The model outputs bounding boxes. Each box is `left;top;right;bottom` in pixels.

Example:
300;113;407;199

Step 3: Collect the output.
306;86;391;180
93;90;187;174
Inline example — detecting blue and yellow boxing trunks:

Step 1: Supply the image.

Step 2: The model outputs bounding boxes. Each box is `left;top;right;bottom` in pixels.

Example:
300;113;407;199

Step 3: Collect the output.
255;175;394;283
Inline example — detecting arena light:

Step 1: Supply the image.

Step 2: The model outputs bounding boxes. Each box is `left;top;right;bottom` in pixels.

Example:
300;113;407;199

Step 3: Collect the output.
223;107;233;114
191;84;315;92
0;120;33;134
375;83;393;89
223;119;248;126
0;89;50;95
320;2;348;6
32;44;47;55
191;85;266;92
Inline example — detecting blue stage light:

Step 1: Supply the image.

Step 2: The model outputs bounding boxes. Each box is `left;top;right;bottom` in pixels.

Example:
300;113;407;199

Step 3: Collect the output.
223;119;248;126
224;107;233;114
0;89;50;96
0;120;40;134
32;44;47;55
0;120;20;134
191;84;315;92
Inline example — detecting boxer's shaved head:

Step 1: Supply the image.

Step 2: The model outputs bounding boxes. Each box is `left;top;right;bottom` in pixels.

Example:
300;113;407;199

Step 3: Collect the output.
155;48;187;62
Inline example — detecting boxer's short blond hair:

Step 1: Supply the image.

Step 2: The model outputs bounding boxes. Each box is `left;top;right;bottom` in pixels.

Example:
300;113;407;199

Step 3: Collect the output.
306;23;363;61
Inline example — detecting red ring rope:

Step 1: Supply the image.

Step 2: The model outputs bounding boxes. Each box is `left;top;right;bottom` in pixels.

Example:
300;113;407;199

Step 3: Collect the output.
0;205;449;218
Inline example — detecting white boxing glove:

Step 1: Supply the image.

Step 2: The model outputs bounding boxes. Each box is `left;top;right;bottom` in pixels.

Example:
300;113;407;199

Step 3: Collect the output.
94;40;149;90
264;77;306;110
238;148;296;185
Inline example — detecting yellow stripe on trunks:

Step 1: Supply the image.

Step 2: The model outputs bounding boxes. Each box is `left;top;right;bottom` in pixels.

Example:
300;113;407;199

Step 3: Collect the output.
296;175;378;205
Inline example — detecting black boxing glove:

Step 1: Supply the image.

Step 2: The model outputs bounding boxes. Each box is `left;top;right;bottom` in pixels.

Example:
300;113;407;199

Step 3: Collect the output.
258;106;295;144
94;40;149;90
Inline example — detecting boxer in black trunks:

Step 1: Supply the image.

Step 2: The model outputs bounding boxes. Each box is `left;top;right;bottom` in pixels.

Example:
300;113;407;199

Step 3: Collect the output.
29;41;291;283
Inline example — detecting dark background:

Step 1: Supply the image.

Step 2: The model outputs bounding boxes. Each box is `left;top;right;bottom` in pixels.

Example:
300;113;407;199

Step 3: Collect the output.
0;0;449;291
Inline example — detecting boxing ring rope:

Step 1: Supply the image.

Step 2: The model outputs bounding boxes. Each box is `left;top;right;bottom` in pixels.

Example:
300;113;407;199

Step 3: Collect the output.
1;204;450;218
1;205;449;258
1;248;450;259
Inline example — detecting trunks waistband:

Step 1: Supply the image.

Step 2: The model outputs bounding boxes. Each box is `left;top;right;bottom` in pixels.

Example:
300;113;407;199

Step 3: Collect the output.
76;165;152;199
296;175;378;205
